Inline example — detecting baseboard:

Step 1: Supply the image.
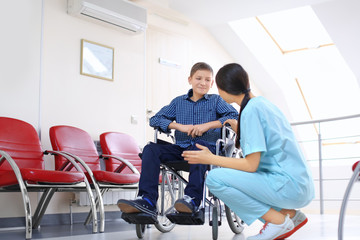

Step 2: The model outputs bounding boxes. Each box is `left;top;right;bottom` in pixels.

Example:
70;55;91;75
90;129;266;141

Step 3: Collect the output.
0;211;122;229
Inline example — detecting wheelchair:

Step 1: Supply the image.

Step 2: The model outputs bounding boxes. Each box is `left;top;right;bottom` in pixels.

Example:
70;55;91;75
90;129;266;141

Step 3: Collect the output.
123;125;245;239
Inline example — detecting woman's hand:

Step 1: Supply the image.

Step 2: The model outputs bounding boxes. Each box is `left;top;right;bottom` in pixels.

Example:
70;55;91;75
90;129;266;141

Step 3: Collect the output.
224;119;238;132
182;144;214;164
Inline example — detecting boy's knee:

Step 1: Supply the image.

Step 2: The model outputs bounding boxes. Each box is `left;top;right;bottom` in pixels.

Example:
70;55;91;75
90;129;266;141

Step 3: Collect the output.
142;144;151;153
142;143;157;155
141;144;159;162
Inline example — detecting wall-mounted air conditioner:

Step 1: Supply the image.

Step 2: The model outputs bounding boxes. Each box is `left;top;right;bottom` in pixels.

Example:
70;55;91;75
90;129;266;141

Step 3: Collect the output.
67;0;147;34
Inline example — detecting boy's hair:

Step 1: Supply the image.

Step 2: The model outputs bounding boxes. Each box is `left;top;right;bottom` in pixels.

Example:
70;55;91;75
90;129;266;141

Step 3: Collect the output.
190;62;213;77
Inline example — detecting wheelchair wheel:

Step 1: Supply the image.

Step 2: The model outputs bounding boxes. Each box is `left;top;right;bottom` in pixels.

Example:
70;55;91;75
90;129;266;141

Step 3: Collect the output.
212;205;218;240
136;224;146;239
154;169;180;233
211;198;222;240
225;205;245;234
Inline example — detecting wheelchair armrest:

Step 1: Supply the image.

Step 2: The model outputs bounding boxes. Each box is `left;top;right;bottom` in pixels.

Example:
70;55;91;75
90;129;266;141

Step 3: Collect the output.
153;127;175;144
217;125;243;158
153;126;171;134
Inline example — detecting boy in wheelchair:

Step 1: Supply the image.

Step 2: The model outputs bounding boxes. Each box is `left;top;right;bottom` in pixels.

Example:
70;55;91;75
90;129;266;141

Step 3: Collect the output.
117;62;238;222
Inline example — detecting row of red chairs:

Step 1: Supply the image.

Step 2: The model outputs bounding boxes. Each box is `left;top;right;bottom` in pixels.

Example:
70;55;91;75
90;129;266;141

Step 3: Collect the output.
0;117;142;239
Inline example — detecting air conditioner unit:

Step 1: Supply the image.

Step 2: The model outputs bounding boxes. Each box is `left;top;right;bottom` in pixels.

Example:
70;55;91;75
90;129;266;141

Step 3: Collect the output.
67;0;147;34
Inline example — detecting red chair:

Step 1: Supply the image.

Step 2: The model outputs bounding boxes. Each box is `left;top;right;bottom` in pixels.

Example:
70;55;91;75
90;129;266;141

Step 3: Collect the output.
0;117;98;239
49;126;140;232
99;132;142;175
338;160;360;240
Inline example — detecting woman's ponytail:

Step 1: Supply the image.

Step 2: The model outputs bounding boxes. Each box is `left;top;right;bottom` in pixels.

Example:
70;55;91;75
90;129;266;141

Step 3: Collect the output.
236;90;251;148
215;63;251;149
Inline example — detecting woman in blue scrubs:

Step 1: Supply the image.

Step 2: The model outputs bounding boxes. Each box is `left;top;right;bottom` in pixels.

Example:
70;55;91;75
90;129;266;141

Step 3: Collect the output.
182;63;314;240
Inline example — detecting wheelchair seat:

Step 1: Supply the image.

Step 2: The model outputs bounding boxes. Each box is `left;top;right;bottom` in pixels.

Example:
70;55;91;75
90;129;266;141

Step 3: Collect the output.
163;161;190;172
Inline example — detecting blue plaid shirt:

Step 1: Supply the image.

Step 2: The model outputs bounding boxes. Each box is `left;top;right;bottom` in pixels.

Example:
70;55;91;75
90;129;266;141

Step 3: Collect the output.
150;89;238;148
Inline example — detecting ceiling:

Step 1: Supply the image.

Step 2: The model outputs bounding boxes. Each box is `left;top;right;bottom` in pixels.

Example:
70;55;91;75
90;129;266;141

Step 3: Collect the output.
168;0;332;25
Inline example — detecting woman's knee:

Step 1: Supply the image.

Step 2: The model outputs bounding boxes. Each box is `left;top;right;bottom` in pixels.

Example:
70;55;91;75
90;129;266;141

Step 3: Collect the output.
206;169;223;190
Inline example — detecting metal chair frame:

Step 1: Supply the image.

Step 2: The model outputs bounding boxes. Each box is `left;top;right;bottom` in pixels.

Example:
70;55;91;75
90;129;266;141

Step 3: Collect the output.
338;161;360;240
0;147;99;239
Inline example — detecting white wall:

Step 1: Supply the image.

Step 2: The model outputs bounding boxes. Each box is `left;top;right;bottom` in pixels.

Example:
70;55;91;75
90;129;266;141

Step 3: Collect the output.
0;0;243;219
0;0;43;218
0;0;42;130
41;0;146;148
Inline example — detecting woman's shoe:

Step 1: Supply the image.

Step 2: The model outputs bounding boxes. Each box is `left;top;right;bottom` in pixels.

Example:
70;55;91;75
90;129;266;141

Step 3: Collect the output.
247;215;294;240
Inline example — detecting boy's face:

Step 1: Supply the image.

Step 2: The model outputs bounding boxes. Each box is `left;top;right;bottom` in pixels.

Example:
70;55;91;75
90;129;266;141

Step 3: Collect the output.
188;70;214;97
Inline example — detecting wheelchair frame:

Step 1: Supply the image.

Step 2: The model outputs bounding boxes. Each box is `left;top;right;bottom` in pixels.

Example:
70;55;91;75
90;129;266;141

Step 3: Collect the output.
135;125;245;239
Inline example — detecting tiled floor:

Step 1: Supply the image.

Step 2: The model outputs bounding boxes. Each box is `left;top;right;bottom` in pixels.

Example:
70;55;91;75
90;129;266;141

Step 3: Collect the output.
0;213;358;240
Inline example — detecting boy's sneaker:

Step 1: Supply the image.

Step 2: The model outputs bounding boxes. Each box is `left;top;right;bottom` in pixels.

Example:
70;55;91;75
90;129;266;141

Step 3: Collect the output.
174;195;198;213
117;196;157;216
279;210;308;239
247;215;294;240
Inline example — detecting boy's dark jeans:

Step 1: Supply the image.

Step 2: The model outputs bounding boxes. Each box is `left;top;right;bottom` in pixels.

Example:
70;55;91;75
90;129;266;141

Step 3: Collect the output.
137;140;215;207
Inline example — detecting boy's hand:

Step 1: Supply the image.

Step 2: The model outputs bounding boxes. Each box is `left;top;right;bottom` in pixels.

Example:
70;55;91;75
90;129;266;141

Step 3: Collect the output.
182;144;213;164
188;123;210;138
170;121;219;138
175;124;195;135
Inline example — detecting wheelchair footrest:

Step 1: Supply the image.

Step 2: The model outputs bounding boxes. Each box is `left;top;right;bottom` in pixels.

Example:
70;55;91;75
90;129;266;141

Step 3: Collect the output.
121;212;158;224
166;208;205;225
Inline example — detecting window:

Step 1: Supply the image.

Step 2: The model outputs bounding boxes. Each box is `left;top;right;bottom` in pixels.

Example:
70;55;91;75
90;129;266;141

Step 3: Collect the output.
229;6;360;166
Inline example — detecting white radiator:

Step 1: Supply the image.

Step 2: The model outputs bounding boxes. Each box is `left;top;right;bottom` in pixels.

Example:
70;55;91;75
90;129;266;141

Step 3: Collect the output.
76;190;136;206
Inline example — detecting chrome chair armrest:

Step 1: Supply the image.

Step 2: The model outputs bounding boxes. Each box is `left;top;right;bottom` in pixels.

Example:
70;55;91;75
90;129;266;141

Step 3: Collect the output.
44;150;86;173
101;154;140;175
45;150;100;187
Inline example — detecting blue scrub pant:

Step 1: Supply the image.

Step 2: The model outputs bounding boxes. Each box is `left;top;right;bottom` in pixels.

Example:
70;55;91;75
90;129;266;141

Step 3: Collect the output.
206;168;312;225
137;140;215;207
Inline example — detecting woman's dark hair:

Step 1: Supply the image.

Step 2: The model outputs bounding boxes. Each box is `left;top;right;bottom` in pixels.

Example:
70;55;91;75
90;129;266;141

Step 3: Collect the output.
190;62;213;77
216;63;251;148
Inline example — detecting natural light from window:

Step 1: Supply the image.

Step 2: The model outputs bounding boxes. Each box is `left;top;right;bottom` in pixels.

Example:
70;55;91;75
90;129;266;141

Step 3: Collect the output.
229;6;360;166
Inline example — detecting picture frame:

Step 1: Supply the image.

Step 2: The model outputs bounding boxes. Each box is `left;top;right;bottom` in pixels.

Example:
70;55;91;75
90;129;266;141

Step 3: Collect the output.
80;39;114;81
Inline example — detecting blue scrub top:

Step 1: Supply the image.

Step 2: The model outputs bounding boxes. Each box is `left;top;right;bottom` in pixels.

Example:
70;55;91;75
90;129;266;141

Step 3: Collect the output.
240;96;314;200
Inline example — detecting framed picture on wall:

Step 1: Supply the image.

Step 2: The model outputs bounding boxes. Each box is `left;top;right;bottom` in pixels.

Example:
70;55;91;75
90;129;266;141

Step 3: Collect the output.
80;39;114;81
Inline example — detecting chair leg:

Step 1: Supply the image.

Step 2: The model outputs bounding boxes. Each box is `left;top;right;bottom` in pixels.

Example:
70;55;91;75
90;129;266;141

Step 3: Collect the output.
92;184;105;233
84;188;107;232
20;184;32;239
0;152;33;239
83;181;99;233
57;152;99;233
32;188;56;229
338;164;360;240
61;152;104;233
